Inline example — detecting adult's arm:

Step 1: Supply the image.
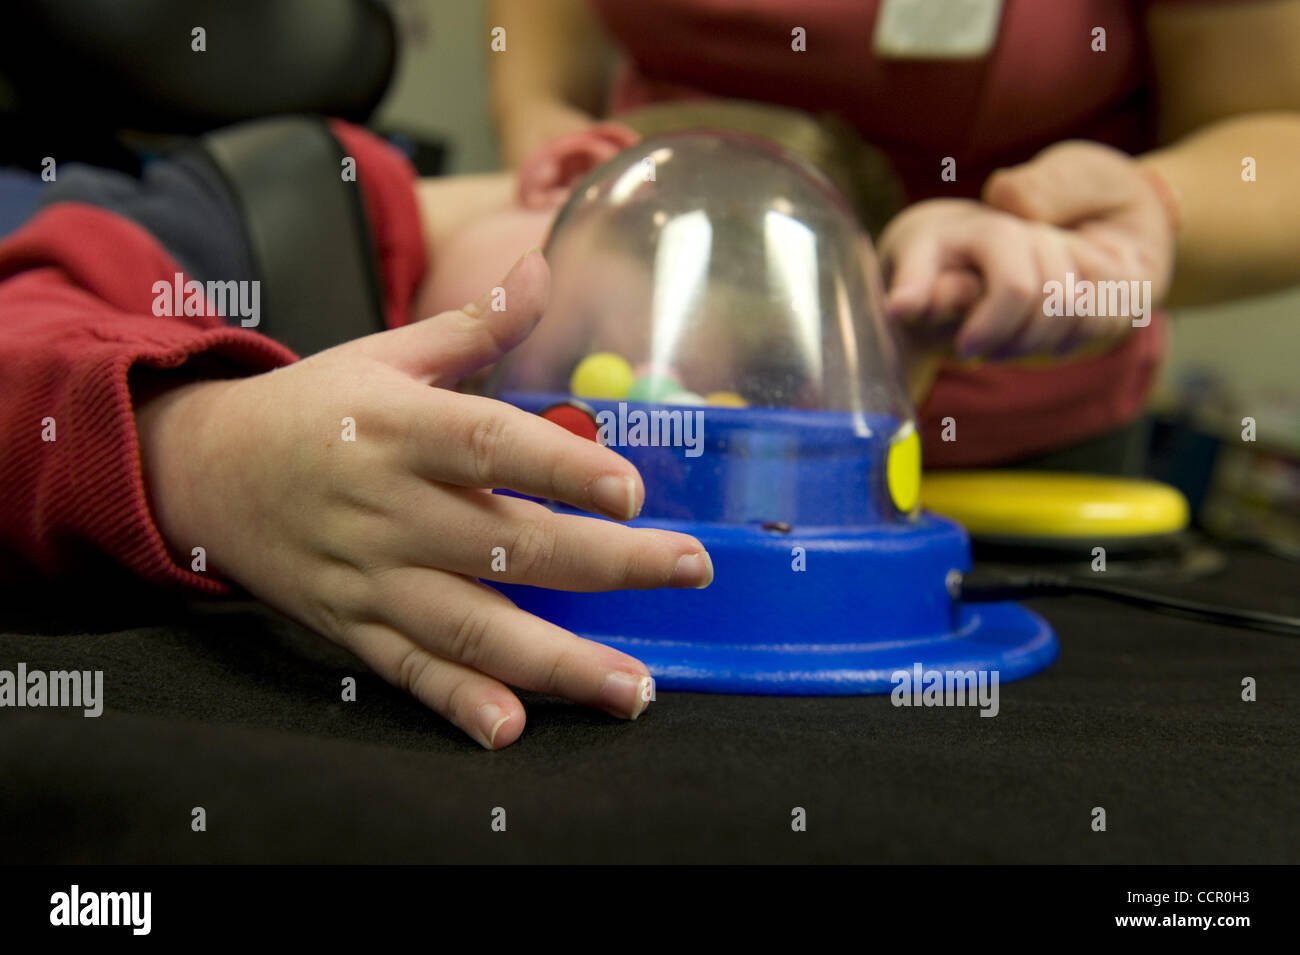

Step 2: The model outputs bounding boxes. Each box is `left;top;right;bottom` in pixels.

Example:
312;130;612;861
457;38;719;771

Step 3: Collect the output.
488;0;615;166
1139;0;1300;307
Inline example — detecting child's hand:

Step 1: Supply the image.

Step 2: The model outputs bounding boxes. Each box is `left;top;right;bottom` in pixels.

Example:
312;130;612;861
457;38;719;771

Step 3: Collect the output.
878;142;1175;360
135;251;712;749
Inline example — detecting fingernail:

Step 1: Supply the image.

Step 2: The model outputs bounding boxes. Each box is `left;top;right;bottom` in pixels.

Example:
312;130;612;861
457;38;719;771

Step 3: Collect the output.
600;671;654;719
671;551;713;588
591;474;636;520
476;702;512;749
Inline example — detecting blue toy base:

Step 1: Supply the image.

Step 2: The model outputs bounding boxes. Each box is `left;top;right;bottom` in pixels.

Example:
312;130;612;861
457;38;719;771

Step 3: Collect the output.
497;396;1061;695
594;601;1057;695
493;512;1059;696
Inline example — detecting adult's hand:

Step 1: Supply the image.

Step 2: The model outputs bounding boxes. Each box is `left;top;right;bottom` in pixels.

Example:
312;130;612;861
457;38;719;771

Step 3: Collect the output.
878;141;1176;360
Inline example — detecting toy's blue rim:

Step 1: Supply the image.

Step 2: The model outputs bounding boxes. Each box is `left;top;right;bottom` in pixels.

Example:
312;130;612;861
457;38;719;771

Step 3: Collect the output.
589;602;1058;696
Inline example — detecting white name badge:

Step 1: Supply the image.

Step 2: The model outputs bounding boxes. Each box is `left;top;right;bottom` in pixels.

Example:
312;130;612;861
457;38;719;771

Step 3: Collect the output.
873;0;1004;60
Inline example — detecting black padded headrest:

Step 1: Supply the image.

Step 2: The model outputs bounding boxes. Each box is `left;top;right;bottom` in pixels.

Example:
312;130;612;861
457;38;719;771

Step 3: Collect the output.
0;0;397;132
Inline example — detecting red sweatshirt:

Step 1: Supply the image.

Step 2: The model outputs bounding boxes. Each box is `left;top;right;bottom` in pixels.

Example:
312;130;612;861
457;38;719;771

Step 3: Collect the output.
0;122;427;594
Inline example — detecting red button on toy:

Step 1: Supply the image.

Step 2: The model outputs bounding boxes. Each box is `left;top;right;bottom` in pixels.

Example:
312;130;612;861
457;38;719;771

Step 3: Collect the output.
539;400;600;443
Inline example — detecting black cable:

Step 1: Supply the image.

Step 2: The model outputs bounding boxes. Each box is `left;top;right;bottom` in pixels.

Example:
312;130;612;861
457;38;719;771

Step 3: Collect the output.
959;569;1300;638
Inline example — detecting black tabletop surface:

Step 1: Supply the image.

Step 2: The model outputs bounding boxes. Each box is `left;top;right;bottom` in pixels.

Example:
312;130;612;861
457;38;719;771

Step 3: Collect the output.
2;546;1297;864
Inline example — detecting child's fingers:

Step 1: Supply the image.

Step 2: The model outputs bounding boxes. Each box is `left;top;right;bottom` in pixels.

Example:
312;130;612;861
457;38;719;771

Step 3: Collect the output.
952;223;1042;358
516;122;641;210
390;486;712;591
1073;234;1147;335
345;249;550;385
1010;228;1078;356
881;232;942;322
348;621;526;749
376;569;656;720
407;390;647;521
926;268;983;324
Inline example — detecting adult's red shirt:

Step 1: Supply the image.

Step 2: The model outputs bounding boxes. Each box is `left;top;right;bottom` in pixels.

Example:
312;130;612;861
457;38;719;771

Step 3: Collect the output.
591;0;1223;465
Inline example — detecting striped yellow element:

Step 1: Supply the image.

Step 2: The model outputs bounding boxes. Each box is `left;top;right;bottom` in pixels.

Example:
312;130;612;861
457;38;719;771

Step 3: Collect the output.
951;337;1121;371
886;423;922;514
921;471;1189;538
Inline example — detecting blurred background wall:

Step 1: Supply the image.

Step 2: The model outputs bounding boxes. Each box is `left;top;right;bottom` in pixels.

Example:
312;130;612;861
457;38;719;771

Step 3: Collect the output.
1156;291;1300;437
373;0;498;173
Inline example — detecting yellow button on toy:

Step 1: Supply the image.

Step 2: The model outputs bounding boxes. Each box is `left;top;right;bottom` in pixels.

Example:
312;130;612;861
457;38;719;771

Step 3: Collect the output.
570;352;634;400
886;422;921;514
922;471;1189;539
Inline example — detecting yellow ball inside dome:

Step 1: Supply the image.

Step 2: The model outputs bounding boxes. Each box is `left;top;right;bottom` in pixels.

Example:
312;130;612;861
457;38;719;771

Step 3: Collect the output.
704;391;748;408
570;352;634;400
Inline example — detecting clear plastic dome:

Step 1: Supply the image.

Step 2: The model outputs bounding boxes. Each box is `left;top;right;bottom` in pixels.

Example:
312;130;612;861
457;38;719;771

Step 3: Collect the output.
493;131;921;527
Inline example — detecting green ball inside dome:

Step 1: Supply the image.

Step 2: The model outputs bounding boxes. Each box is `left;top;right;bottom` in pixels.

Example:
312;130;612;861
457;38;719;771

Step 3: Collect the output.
626;373;684;403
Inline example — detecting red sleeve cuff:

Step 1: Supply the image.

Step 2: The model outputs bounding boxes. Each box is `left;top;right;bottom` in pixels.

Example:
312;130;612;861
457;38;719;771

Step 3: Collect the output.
1;124;427;594
0;205;297;593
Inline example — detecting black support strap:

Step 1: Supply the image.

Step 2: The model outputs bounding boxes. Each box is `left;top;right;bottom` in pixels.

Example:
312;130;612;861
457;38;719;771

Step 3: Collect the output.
196;116;388;357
